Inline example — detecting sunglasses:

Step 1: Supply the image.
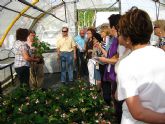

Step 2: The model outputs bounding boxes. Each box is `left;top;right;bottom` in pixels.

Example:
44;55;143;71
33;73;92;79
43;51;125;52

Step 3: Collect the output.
62;30;68;32
154;26;159;29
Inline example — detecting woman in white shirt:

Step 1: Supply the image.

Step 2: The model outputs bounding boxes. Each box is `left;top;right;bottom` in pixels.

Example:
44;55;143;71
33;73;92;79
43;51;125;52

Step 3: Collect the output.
117;7;165;124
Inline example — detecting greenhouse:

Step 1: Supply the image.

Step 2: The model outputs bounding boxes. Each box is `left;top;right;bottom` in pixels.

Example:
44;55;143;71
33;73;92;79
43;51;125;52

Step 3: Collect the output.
0;0;165;123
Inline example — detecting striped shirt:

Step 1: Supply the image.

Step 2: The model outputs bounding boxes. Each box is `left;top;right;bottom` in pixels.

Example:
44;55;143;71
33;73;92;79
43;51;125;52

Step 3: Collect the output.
158;37;165;48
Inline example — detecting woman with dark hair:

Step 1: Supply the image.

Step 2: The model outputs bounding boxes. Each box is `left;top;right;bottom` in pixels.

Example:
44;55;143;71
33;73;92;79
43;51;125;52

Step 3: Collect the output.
14;28;39;87
117;7;165;124
84;28;96;84
97;14;123;123
84;28;96;60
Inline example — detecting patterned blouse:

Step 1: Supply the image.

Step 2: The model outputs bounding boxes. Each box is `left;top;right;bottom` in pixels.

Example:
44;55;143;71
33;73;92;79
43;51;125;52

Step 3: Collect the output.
14;40;30;68
158;37;165;48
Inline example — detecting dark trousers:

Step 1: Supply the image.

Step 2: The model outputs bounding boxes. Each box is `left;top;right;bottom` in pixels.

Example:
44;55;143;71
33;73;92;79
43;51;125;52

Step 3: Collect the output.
15;66;30;87
101;72;123;124
76;50;87;77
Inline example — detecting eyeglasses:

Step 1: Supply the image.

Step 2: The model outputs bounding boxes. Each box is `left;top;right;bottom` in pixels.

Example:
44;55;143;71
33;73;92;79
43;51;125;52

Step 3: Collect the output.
62;30;68;32
154;26;159;29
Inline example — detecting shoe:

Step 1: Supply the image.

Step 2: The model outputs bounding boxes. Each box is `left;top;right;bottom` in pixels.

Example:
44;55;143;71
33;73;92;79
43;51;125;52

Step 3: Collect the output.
61;81;66;85
68;80;74;84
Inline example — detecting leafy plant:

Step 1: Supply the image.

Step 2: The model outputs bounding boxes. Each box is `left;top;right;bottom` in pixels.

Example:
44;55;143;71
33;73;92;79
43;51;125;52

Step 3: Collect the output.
0;81;117;124
32;36;50;57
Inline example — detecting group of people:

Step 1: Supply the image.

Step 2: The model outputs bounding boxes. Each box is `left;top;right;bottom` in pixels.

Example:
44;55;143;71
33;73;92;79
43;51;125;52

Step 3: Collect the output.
56;7;165;124
13;7;165;124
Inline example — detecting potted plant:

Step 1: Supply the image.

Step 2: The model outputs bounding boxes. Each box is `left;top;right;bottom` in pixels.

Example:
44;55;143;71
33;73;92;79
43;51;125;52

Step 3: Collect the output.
29;36;50;88
32;36;50;64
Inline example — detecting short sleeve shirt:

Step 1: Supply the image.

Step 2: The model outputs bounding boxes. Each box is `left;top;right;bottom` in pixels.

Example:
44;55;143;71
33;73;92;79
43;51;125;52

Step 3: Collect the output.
117;46;165;124
14;40;30;68
74;35;86;51
56;36;76;52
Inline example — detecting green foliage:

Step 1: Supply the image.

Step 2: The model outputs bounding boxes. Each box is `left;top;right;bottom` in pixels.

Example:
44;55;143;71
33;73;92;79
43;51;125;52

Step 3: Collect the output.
32;36;50;57
0;81;117;124
78;10;95;28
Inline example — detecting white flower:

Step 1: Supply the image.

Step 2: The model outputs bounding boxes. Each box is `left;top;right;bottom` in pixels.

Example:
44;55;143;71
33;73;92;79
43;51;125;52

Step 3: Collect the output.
35;99;39;104
56;97;59;100
95;112;98;116
92;96;97;99
79;98;84;103
61;113;67;118
80;108;87;113
81;87;85;90
103;105;110;111
95;120;99;123
70;108;78;113
26;102;30;106
18;107;22;112
55;109;59;112
25;97;30;100
90;87;95;91
46;100;48;105
81;121;85;124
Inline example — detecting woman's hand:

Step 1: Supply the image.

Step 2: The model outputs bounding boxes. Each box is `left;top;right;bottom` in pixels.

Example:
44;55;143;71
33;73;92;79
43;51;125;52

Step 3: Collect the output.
35;57;40;62
98;57;107;63
88;49;93;53
57;53;60;63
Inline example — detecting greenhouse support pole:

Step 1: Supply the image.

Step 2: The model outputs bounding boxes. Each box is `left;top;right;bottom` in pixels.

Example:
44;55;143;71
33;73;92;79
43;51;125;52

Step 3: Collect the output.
74;1;78;36
0;0;39;47
119;0;121;14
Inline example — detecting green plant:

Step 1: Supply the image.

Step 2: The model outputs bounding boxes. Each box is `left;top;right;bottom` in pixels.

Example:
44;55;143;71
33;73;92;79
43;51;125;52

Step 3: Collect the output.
32;36;50;57
0;81;117;124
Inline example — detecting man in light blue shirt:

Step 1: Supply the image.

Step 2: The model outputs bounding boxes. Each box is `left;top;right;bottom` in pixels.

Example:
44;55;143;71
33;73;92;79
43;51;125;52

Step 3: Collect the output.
74;29;86;78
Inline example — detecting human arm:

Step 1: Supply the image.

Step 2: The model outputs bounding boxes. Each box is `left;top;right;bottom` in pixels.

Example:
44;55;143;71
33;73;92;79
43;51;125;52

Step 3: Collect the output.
117;59;165;124
161;45;165;51
22;51;39;62
57;47;60;62
98;54;119;65
72;38;77;60
21;44;39;62
73;46;77;60
126;96;165;124
56;38;61;61
97;43;107;57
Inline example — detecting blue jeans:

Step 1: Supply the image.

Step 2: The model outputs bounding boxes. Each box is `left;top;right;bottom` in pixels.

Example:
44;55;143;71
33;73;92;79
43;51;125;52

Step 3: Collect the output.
60;52;74;82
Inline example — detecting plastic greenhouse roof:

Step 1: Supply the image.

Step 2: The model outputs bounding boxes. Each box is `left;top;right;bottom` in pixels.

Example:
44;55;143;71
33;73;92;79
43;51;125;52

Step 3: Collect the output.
0;0;165;48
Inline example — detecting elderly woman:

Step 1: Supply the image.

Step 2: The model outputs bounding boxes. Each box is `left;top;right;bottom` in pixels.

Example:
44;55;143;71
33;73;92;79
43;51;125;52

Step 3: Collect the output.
14;28;39;87
154;20;165;51
117;7;165;124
